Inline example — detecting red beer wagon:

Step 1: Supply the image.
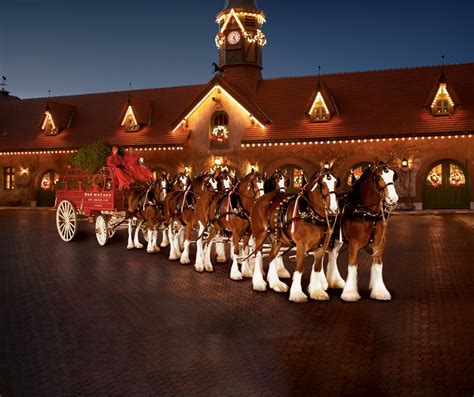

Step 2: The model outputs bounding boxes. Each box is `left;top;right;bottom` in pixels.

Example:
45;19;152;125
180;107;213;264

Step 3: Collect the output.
55;166;135;246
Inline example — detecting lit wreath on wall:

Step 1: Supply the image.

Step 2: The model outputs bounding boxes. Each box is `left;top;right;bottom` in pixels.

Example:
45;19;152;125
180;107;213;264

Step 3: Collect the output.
211;126;229;144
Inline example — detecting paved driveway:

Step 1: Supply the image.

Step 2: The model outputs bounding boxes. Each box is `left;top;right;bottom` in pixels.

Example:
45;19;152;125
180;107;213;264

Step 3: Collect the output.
2;209;474;396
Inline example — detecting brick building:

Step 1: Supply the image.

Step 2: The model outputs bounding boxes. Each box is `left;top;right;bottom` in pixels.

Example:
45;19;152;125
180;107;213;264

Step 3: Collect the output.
0;0;473;209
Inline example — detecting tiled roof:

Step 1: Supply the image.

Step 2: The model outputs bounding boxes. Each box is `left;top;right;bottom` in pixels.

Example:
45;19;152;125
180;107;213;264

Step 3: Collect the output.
0;63;473;151
0;84;204;151
242;63;474;142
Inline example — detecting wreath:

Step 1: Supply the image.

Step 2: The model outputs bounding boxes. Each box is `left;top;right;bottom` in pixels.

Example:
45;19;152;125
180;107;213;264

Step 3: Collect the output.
211;126;229;143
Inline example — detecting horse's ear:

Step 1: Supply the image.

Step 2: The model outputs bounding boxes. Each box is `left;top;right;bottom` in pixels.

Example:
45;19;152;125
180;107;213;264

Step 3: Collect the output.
393;171;399;182
301;175;307;187
336;177;341;188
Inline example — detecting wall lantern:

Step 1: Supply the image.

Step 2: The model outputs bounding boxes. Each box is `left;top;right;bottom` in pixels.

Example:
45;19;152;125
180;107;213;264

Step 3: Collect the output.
214;157;223;167
184;166;191;175
20;166;29;176
401;158;409;168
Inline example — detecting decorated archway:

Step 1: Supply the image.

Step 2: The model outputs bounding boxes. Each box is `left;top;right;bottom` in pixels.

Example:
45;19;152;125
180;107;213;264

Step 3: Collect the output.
37;169;60;207
423;159;470;209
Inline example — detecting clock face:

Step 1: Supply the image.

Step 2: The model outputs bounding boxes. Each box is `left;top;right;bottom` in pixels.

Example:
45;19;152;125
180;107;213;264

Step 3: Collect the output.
227;31;241;45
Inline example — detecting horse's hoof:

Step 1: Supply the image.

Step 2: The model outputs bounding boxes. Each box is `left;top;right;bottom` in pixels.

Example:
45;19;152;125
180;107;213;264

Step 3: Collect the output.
160;242;169;248
216;256;227;263
134;243;144;249
146;249;155;254
127;244;135;250
277;268;291;279
289;291;308;303
194;264;204;272
180;256;191;265
310;289;330;301
153;247;160;253
328;277;346;289
242;269;253;278
253;281;267;292
370;289;392;301
205;264;214;272
230;271;243;281
341;290;361;302
270;281;289;293
169;254;179;261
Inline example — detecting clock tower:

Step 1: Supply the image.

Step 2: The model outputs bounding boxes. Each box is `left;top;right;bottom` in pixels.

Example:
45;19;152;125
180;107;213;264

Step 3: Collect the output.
215;0;267;96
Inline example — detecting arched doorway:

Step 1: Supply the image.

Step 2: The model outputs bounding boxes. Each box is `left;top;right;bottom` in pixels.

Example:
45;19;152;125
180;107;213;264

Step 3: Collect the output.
152;167;168;180
277;164;307;193
38;170;60;207
423;159;470;209
344;162;371;191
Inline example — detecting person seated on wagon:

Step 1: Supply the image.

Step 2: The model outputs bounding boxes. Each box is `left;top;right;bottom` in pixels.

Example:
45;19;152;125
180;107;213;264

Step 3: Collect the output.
124;147;153;184
106;146;135;190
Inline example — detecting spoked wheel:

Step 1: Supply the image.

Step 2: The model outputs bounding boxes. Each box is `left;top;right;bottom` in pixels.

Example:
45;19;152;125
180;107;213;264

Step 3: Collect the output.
56;200;78;242
95;215;109;246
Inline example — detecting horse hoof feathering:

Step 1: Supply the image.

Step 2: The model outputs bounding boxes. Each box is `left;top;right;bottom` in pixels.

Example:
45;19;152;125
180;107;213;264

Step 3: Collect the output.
194;264;204;272
289;291;308;303
341;290;362;302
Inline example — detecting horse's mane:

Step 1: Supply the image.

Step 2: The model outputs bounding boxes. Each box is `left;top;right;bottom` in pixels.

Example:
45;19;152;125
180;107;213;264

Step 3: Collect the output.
349;164;375;203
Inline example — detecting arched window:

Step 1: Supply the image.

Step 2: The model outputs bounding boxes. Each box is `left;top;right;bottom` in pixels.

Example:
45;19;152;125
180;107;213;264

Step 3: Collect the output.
210;111;230;149
344;162;371;190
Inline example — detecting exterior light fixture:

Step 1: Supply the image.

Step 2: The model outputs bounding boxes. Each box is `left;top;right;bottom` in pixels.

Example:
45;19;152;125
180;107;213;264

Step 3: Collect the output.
323;161;330;170
401;158;409;168
214;157;223;166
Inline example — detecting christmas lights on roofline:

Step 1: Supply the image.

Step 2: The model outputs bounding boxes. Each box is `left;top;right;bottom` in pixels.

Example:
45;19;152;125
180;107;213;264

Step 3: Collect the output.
0;146;184;156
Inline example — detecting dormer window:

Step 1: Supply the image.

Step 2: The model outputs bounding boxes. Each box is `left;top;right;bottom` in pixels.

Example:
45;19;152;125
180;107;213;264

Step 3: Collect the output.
41;110;58;135
431;83;454;116
121;105;140;132
309;92;330;122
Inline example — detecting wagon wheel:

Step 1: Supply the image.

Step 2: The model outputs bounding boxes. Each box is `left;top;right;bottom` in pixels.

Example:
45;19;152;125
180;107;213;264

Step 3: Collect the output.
56;200;78;242
95;215;110;246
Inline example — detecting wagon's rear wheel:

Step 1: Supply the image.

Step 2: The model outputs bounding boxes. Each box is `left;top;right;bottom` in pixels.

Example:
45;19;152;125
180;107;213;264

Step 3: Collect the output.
95;215;109;246
56;200;78;242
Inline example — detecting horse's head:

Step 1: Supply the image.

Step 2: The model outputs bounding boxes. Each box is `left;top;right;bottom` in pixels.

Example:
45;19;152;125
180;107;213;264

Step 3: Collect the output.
241;170;265;200
307;169;340;215
265;169;288;193
203;173;219;193
173;172;189;191
372;163;399;206
218;170;234;192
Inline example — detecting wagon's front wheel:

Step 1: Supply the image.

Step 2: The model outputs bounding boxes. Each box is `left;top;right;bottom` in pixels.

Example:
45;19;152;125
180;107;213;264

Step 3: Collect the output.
95;215;109;246
56;200;78;242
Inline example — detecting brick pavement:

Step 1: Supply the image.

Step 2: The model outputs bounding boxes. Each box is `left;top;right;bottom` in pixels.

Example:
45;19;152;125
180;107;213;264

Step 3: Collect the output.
1;209;474;396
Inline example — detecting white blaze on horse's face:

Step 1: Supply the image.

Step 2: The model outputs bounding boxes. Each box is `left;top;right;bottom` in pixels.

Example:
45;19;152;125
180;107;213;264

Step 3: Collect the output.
381;168;399;205
278;175;286;191
223;176;232;191
324;173;338;214
179;175;188;189
256;180;265;197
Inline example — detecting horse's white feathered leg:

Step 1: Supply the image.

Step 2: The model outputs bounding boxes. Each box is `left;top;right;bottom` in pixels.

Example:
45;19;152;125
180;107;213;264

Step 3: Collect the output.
152;230;160;252
127;219;135;249
204;239;214;272
241;246;253;278
194;222;205;272
230;242;243;281
327;240;346;289
370;262;391;300
289;271;307;302
133;220;144;249
252;251;267;291
179;228;185;251
168;228;179;260
267;257;288;293
341;265;361;302
180;240;191;264
216;241;227;263
276;256;291;279
160;226;170;247
146;229;155;254
308;266;330;300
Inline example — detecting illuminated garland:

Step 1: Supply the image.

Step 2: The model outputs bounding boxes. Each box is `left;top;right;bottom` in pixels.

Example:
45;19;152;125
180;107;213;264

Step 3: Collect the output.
210;126;229;143
215;33;226;48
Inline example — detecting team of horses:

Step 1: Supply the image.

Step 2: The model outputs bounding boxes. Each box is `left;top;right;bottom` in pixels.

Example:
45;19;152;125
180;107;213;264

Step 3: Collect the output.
123;162;399;302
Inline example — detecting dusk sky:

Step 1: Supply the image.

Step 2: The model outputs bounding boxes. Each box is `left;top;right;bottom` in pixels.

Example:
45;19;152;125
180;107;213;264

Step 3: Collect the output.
2;0;473;99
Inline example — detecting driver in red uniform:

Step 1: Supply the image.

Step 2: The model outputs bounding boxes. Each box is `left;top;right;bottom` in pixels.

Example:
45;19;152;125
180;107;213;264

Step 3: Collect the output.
106;146;134;190
124;147;153;184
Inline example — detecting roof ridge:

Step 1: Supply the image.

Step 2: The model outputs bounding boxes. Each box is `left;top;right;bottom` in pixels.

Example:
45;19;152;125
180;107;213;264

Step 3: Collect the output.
21;82;207;101
261;61;474;82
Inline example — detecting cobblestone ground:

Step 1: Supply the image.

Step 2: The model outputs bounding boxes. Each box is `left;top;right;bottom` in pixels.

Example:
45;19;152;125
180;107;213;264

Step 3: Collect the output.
2;209;474;396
